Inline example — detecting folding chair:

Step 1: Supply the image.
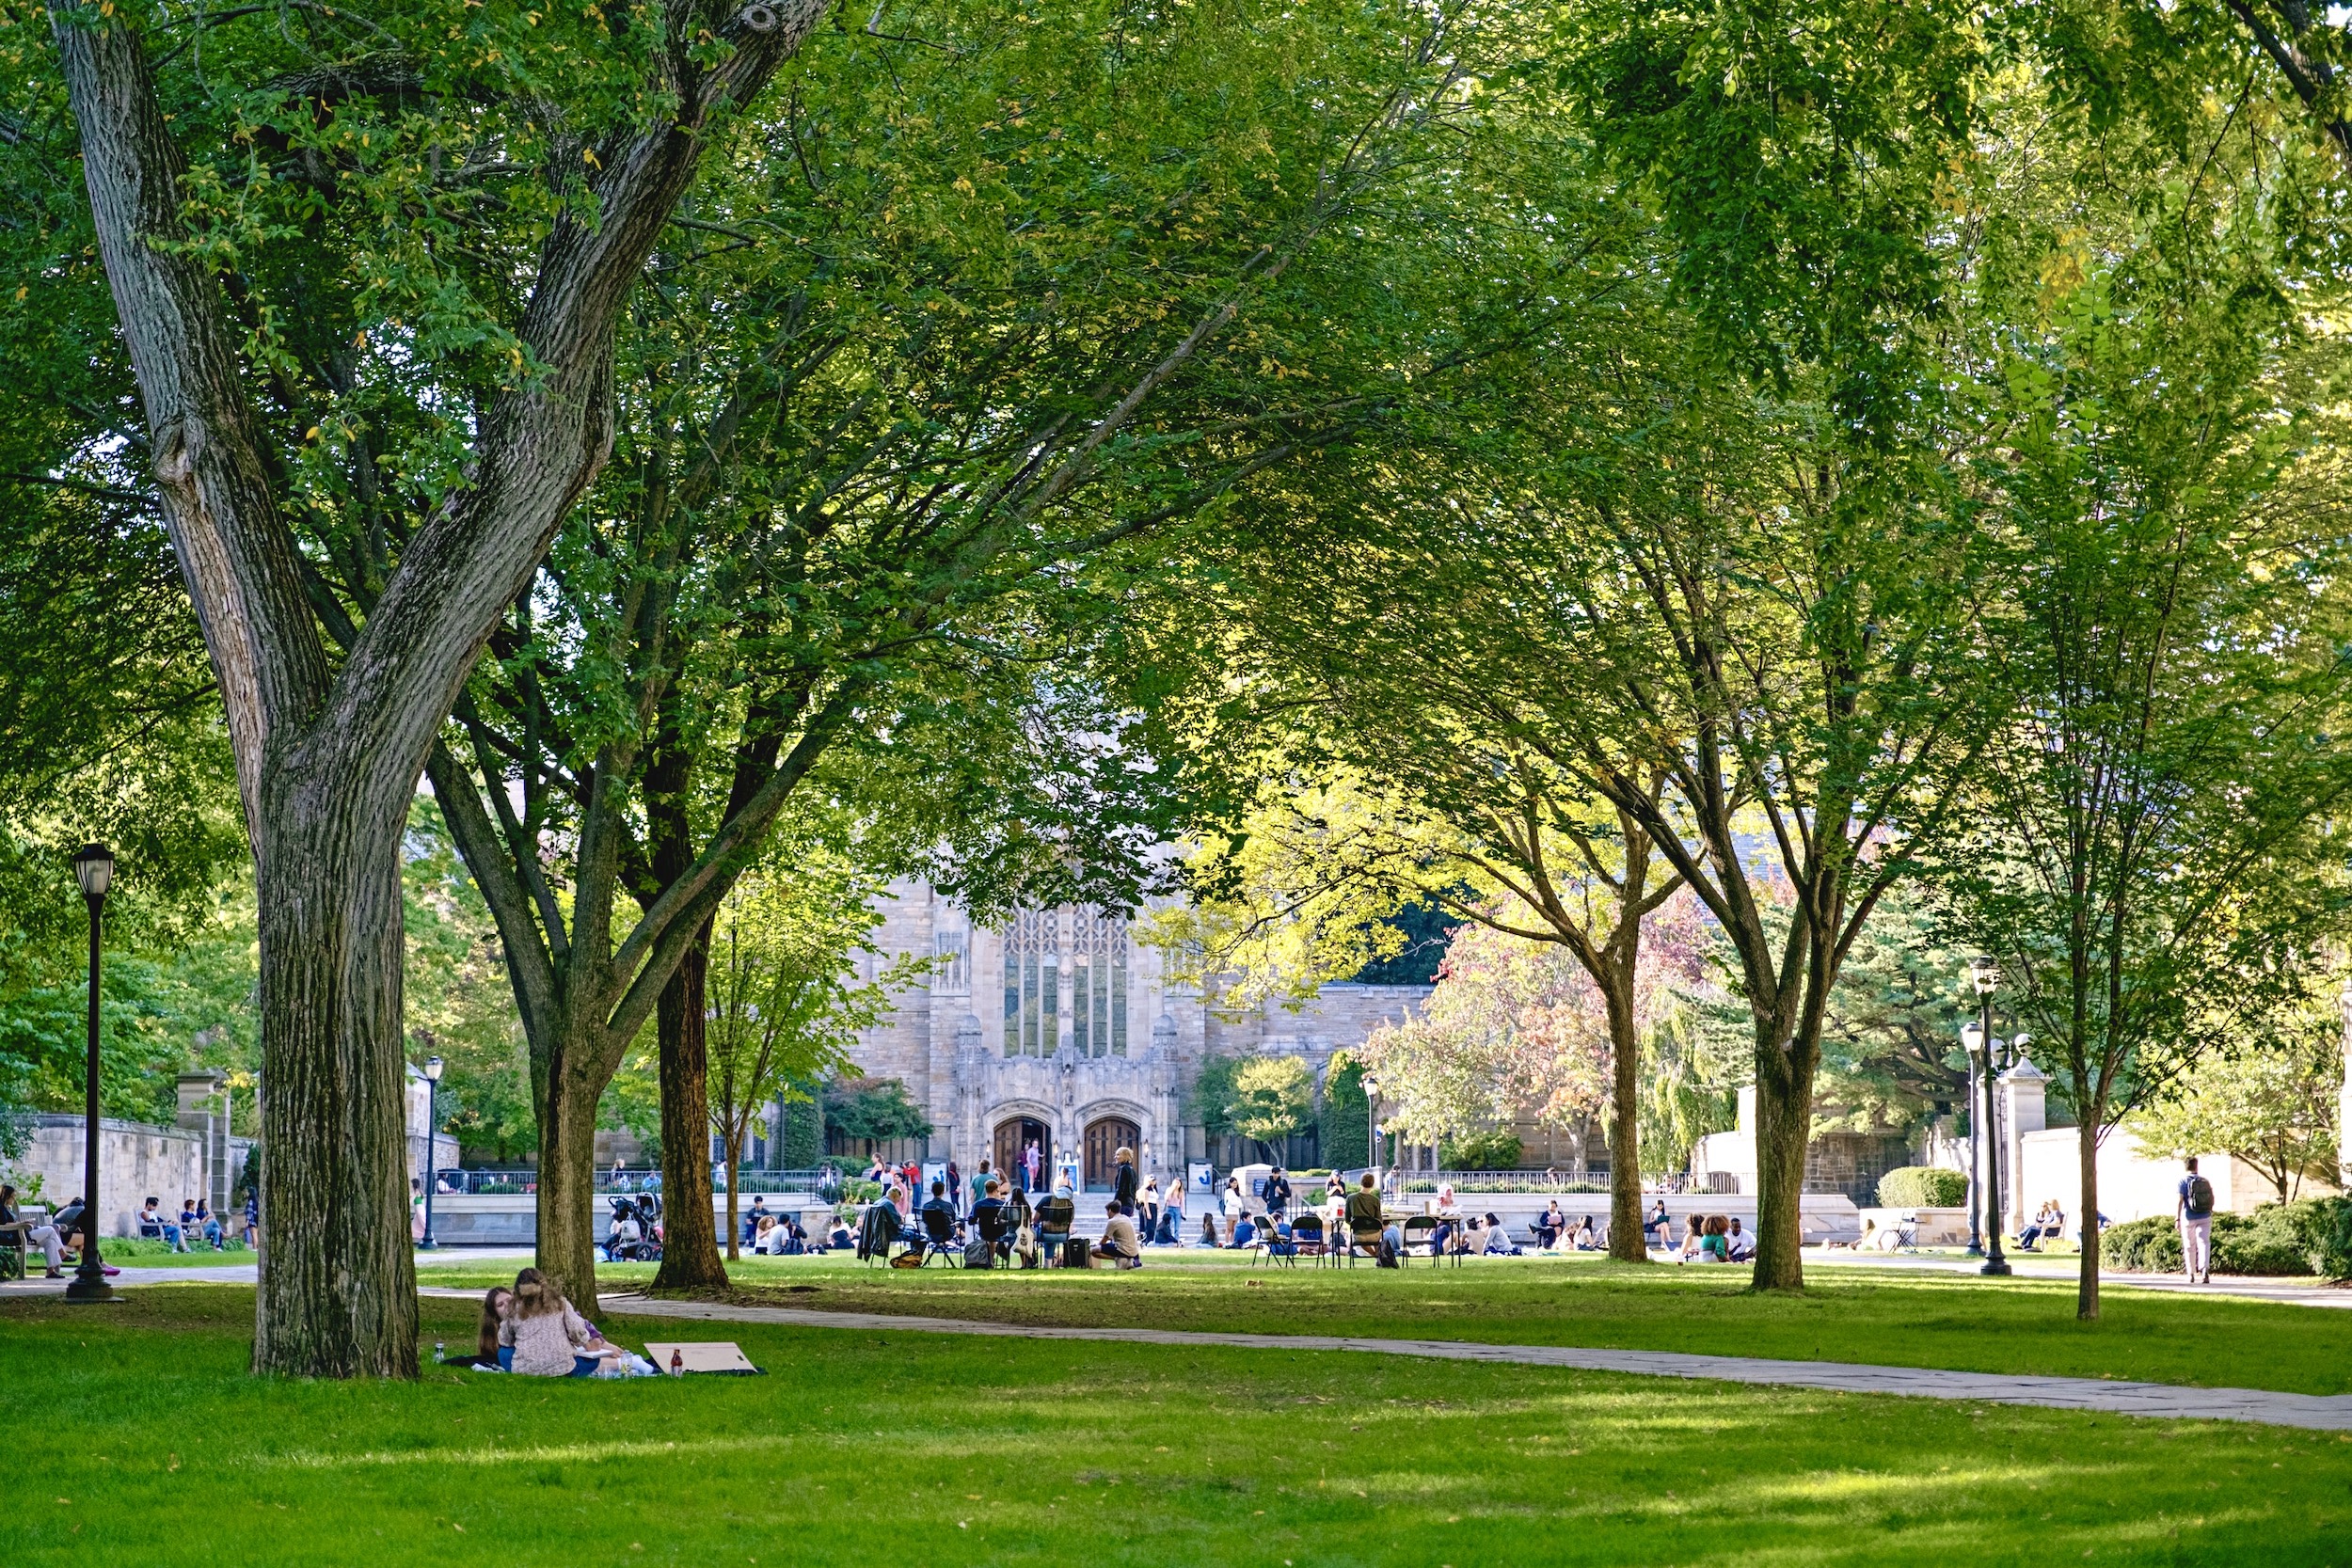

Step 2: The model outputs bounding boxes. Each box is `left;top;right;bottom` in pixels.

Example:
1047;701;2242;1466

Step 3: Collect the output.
1292;1212;1329;1267
1401;1215;1443;1266
856;1202;903;1267
973;1204;1012;1268
916;1206;962;1266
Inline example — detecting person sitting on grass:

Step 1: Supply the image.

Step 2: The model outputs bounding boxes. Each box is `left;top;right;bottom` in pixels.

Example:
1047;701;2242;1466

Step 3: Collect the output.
1197;1211;1223;1248
1534;1201;1566;1250
1480;1212;1518;1255
1232;1212;1258;1250
1572;1215;1598;1251
451;1286;513;1370
1677;1213;1706;1261
1694;1215;1730;1263
1725;1218;1755;1262
502;1267;626;1377
1095;1200;1141;1268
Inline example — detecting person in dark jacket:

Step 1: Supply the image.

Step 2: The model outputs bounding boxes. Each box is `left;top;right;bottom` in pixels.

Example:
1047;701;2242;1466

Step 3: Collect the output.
1112;1147;1139;1214
1263;1166;1292;1220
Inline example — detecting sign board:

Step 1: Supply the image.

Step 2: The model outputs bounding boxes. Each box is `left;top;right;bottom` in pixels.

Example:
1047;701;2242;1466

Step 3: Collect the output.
1187;1161;1216;1197
642;1341;764;1375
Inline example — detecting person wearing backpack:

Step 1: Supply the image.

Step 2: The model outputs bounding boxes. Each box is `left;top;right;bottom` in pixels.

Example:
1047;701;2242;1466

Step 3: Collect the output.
2175;1157;2217;1284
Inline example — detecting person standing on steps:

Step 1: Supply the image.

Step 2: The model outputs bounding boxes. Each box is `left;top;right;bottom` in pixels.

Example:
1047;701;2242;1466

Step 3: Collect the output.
2176;1156;2217;1285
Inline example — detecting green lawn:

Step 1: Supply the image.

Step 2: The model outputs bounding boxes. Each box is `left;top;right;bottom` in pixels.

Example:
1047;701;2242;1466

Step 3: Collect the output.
415;1250;2352;1396
5;1284;2348;1567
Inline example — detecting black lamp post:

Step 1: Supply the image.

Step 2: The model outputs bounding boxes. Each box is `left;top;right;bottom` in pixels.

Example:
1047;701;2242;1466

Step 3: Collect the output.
1362;1073;1382;1183
419;1054;444;1249
66;843;114;1304
1968;956;2011;1277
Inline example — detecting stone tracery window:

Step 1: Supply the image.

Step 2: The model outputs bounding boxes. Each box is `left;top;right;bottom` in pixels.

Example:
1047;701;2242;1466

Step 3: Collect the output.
1073;910;1129;1058
1000;908;1129;1057
1004;909;1057;1057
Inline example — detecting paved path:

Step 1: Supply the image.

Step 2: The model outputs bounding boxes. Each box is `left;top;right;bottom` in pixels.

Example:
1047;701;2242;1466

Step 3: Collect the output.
579;1291;2352;1433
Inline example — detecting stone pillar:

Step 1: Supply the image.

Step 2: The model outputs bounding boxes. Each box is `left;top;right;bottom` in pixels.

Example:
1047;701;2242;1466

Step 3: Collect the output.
175;1071;228;1215
1996;1055;2046;1235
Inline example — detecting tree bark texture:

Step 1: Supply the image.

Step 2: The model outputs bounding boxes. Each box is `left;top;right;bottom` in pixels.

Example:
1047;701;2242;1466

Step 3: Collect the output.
1603;983;1647;1264
47;0;823;1373
535;1038;609;1307
2075;1117;2102;1320
653;925;727;1290
1750;1037;1819;1291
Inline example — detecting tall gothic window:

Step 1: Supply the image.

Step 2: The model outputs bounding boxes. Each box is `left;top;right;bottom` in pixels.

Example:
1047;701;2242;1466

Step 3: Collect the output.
1072;910;1130;1058
934;928;969;993
1004;910;1057;1057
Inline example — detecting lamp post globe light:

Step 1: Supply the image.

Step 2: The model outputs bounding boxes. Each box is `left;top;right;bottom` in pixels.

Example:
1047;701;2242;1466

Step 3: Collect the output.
1361;1073;1381;1183
419;1054;444;1250
1961;1021;1986;1257
1968;958;2011;1277
67;843;115;1305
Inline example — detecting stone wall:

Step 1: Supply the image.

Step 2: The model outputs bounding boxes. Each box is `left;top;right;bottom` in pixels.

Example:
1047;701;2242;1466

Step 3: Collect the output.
10;1115;207;1238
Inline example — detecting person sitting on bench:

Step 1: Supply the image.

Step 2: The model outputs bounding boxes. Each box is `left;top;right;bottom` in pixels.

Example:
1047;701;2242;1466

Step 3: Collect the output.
139;1196;186;1252
1094;1200;1140;1267
0;1184;66;1278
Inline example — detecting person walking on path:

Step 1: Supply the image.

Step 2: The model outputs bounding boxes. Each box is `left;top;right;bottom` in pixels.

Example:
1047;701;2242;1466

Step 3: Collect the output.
2177;1157;2217;1285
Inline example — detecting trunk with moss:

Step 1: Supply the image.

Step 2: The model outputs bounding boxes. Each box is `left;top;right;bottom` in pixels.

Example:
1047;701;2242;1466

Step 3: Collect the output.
653;927;726;1290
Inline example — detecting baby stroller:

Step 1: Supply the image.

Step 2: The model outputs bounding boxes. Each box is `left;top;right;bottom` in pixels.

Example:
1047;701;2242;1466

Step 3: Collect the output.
602;1194;663;1263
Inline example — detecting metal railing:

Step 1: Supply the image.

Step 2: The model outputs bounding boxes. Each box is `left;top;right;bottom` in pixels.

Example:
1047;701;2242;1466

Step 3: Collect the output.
431;1166;845;1197
1388;1168;1613;1195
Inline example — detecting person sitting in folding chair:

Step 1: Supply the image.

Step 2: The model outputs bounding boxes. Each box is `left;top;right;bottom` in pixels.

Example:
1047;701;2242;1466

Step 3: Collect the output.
856;1199;903;1264
1343;1172;1389;1261
917;1181;962;1266
1093;1200;1142;1268
971;1180;1013;1267
1034;1193;1074;1265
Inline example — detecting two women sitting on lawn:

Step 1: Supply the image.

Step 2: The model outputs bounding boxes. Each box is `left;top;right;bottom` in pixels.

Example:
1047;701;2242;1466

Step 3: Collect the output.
499;1268;658;1376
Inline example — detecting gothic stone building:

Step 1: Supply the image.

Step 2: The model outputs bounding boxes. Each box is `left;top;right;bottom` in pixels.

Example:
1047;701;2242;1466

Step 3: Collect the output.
844;881;1431;1190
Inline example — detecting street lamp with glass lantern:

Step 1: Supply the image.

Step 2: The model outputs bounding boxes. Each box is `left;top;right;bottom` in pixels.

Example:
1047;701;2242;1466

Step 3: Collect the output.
66;843;115;1304
419;1054;444;1249
1361;1072;1382;1185
1968;957;2011;1276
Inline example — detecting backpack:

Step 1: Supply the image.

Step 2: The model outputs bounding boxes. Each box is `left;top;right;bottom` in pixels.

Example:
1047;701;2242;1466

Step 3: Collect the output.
962;1238;993;1269
2185;1175;2215;1216
1375;1234;1400;1269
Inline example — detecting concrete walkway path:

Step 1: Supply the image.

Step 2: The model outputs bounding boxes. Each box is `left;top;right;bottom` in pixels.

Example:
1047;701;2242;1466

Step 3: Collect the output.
580;1291;2352;1433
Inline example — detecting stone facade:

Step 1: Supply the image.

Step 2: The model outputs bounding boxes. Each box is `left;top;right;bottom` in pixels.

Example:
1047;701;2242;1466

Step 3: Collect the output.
840;881;1429;1186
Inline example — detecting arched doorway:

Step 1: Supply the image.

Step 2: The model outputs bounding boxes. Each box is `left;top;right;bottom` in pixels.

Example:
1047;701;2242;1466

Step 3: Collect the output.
1084;1117;1140;1193
993;1117;1052;1194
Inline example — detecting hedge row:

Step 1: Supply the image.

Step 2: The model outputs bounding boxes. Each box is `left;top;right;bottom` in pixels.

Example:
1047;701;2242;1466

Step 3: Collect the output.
1874;1166;1968;1208
2101;1197;2352;1279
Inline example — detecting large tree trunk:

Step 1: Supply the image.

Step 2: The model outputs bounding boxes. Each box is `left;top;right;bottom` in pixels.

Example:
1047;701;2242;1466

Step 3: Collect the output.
1603;985;1647;1263
2076;1115;2103;1321
251;802;418;1377
1751;1046;1817;1291
653;927;726;1290
536;1043;607;1307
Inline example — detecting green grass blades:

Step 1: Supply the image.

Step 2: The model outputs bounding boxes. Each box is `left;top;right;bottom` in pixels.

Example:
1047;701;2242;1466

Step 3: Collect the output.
417;1250;2352;1396
7;1286;2349;1566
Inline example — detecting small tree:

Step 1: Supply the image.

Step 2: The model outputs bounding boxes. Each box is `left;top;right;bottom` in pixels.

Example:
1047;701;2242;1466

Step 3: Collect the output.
1232;1057;1313;1163
704;853;914;1259
2129;1003;2344;1205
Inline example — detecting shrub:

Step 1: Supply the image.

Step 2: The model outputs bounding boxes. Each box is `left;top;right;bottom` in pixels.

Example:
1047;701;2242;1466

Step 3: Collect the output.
2310;1196;2352;1281
1439;1131;1524;1171
2104;1199;2348;1277
1874;1166;1968;1208
2101;1214;2182;1274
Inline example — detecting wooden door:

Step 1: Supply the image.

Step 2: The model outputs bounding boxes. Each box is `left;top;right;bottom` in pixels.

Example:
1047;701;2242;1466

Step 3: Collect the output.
993;1118;1049;1191
1084;1117;1138;1192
